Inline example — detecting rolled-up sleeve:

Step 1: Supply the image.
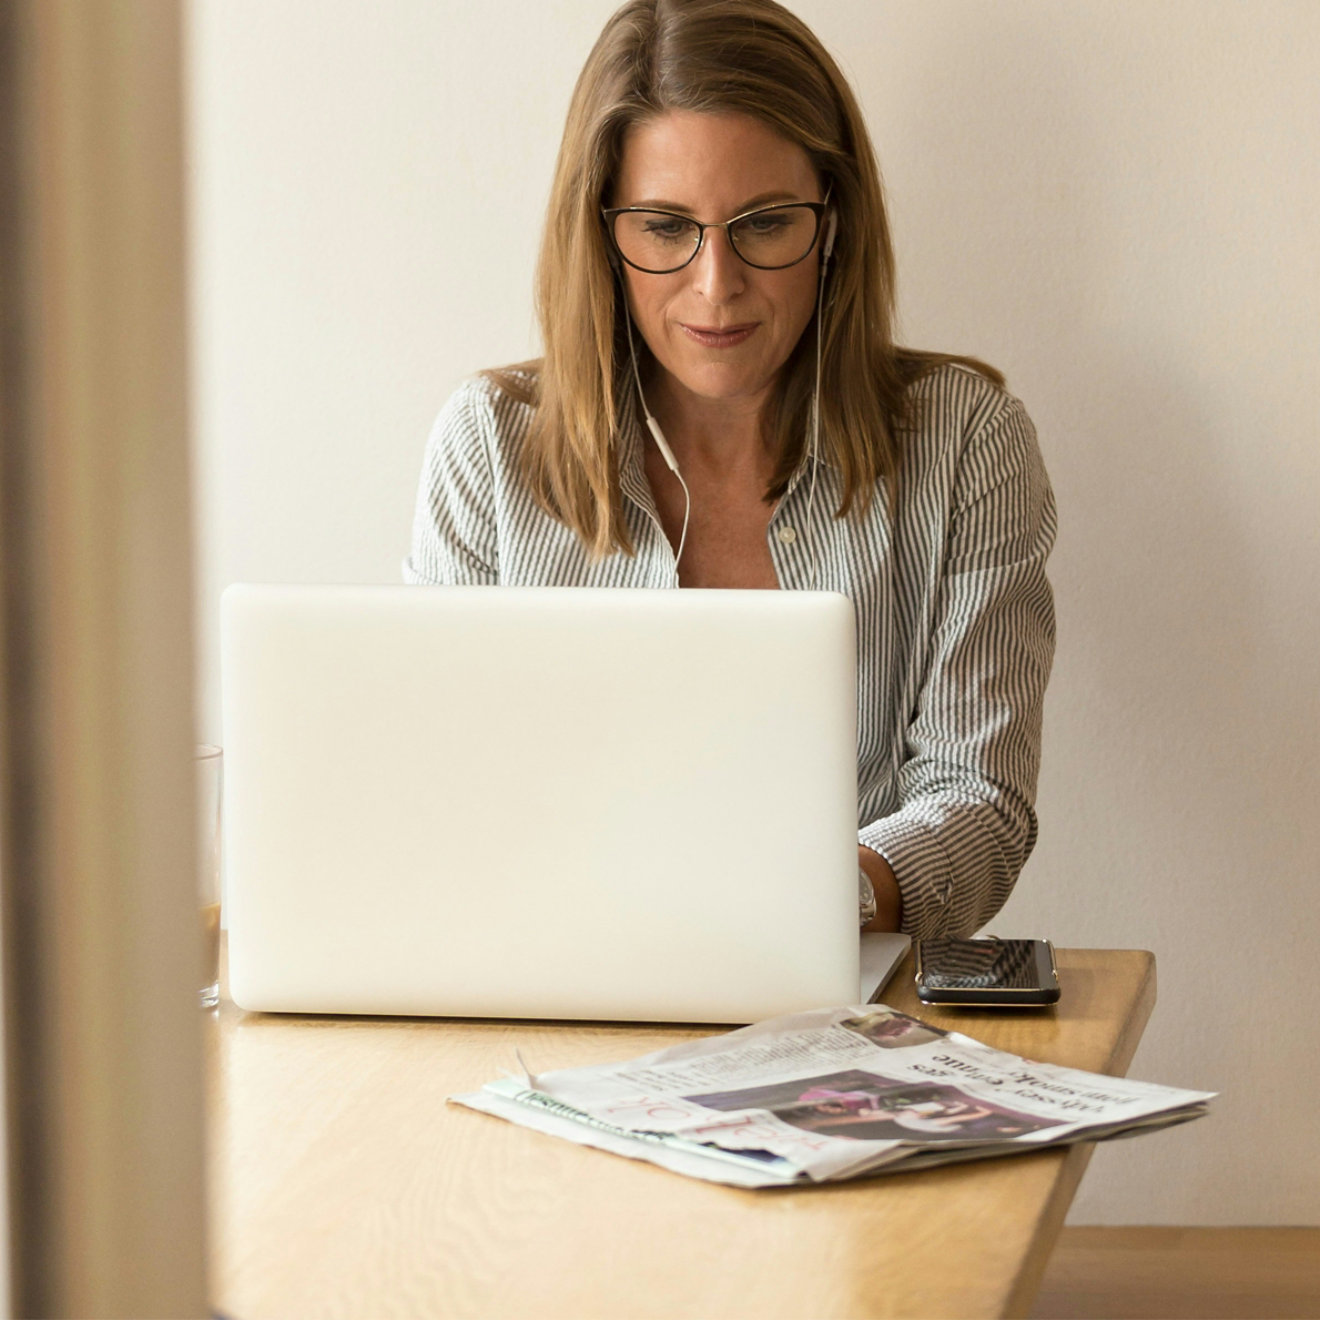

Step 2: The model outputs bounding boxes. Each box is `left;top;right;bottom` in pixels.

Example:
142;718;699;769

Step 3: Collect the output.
403;380;500;586
859;398;1057;938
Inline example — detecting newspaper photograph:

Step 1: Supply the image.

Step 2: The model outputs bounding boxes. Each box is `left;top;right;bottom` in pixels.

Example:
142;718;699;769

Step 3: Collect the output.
452;1006;1215;1188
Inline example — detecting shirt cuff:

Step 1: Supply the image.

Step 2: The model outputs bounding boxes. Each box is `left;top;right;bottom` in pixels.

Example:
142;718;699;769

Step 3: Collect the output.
858;814;955;940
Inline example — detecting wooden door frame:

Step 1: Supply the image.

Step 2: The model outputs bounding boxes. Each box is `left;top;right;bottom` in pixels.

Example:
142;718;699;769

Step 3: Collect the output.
0;1;208;1315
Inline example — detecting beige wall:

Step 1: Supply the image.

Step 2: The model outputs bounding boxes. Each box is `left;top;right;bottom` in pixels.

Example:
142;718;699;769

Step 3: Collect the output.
187;0;1320;1224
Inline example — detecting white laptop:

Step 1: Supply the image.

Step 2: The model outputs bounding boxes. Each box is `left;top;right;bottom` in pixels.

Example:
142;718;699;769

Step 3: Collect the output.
220;584;908;1023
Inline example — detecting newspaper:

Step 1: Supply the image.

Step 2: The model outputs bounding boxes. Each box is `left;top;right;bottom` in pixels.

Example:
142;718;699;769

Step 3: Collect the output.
452;1005;1215;1188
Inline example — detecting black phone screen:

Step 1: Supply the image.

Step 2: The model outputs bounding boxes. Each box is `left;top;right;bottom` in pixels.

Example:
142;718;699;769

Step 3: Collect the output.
918;939;1054;991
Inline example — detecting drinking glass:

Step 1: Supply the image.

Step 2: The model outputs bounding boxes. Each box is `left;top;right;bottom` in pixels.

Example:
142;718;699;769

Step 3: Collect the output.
196;743;223;1009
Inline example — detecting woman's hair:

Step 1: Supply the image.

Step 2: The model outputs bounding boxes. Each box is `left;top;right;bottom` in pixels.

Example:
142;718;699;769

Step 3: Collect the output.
494;0;1004;559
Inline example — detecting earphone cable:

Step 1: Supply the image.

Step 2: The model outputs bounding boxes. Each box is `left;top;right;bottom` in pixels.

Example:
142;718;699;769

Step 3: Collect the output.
804;254;829;591
624;309;691;573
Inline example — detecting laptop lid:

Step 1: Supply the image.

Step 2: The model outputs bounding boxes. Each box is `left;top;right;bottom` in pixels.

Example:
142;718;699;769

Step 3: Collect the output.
222;584;900;1023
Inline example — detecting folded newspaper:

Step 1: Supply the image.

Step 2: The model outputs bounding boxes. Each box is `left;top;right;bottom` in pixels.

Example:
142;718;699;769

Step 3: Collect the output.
452;1006;1215;1188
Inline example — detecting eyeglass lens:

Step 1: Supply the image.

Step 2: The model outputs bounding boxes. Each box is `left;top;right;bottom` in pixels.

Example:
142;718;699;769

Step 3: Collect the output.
611;205;819;272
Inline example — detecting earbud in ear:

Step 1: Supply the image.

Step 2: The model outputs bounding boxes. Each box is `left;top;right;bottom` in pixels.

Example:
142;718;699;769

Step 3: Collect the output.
823;211;838;262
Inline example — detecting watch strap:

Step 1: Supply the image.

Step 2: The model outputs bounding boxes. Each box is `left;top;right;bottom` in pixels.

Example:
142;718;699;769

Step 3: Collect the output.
858;867;877;928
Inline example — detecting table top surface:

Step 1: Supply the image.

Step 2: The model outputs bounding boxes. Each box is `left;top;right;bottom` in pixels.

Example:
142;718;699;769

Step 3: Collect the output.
207;946;1156;1320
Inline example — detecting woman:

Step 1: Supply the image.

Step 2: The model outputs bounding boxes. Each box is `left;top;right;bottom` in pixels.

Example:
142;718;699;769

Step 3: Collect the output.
789;1086;1046;1143
405;0;1056;939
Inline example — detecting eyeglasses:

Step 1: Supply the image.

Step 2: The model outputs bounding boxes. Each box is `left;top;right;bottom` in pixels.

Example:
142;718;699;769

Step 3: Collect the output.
602;200;829;274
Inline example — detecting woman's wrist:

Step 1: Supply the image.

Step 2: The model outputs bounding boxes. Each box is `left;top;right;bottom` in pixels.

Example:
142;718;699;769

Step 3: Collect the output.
858;846;903;933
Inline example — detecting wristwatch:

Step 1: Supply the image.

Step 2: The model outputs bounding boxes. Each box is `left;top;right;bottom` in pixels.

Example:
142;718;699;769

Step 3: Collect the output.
858;867;877;928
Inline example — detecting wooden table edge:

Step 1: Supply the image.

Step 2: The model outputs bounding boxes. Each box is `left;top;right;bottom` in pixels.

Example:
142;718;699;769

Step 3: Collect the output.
1002;949;1157;1319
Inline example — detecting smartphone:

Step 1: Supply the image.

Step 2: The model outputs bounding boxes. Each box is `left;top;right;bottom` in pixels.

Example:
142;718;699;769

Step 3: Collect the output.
914;938;1060;1007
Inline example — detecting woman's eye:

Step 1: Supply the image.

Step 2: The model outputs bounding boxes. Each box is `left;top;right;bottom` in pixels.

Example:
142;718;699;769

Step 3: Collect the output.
643;219;691;241
741;212;791;235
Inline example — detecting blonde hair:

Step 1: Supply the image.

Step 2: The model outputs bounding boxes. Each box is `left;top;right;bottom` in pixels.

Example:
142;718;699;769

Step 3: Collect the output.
494;0;1004;559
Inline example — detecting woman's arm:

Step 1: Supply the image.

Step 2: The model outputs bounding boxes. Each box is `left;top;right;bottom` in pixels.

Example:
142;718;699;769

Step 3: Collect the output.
403;379;501;586
859;395;1057;939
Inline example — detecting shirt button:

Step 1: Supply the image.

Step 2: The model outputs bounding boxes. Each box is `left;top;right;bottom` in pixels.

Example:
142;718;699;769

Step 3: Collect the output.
777;526;798;545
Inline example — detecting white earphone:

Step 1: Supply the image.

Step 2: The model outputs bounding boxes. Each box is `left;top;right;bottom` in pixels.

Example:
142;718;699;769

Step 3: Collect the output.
623;309;691;570
802;203;838;588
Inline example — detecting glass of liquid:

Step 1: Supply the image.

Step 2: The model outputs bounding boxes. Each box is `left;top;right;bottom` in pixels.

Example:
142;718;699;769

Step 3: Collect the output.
196;744;223;1009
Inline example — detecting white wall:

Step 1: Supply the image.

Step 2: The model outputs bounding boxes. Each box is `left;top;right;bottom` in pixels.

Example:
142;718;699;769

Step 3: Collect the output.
187;0;1320;1224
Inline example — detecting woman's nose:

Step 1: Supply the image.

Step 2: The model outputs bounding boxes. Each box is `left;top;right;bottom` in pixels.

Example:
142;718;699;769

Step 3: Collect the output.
690;226;745;304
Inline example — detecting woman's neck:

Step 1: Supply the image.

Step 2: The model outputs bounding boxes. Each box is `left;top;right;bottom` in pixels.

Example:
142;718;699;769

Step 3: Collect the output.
645;371;775;481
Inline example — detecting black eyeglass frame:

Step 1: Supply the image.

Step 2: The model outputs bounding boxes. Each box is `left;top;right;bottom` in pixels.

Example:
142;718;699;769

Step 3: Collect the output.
601;200;829;274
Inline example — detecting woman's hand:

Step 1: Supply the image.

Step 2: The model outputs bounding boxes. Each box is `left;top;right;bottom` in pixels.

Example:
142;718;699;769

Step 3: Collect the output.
858;846;903;933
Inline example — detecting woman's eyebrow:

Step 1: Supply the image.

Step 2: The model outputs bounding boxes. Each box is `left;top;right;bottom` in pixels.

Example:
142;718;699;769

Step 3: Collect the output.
623;190;806;214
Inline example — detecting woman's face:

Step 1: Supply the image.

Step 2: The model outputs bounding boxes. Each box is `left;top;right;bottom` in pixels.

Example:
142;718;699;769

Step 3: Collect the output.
610;110;825;414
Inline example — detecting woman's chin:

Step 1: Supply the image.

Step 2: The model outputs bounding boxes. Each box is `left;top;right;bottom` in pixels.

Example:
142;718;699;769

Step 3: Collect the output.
663;360;779;406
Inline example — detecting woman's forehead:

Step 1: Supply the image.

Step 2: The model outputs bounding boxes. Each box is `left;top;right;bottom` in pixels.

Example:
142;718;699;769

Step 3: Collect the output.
613;109;819;212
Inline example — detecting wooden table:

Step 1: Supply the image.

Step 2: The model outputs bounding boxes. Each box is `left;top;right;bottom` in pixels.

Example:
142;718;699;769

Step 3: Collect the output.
207;947;1156;1320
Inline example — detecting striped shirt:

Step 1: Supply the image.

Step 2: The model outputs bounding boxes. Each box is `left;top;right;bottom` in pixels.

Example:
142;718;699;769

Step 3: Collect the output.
404;363;1056;939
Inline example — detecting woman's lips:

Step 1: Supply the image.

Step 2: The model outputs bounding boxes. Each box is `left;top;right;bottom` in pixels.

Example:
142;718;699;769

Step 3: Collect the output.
679;322;758;348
